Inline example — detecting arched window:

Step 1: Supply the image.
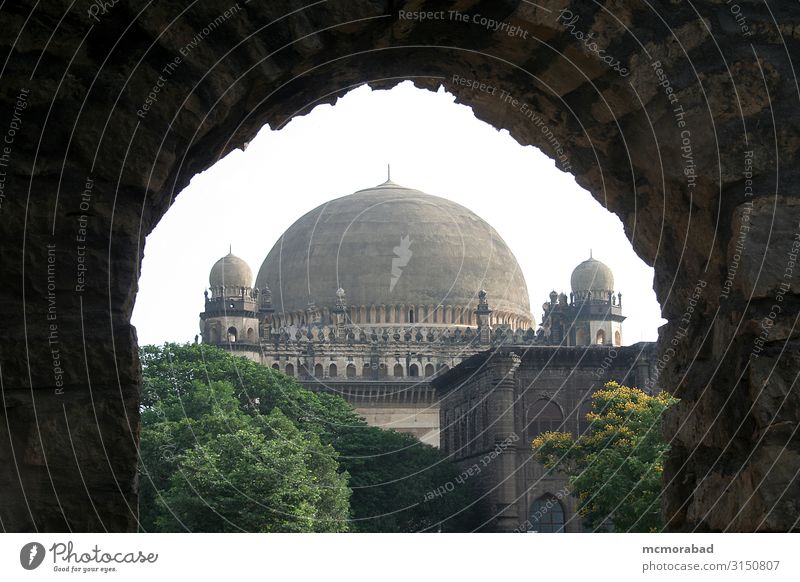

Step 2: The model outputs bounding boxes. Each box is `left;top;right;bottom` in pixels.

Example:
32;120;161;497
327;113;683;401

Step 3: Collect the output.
271;363;279;370
409;363;419;377
424;363;435;377
246;327;255;342
596;329;606;345
227;326;237;342
314;363;323;378
329;363;338;378
614;330;621;346
209;327;219;343
578;399;593;436
408;308;415;323
528;495;565;533
527;399;564;437
379;363;387;377
284;363;294;377
393;363;404;377
346;363;356;378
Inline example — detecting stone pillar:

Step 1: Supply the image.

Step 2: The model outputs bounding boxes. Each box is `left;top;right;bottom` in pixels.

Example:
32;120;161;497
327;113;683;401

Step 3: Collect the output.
476;290;492;344
0;177;140;531
662;196;800;531
486;352;521;532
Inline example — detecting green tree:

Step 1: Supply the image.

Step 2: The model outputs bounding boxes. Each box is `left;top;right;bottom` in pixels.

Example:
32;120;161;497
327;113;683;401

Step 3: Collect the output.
138;344;351;532
334;425;484;532
159;410;348;532
138;343;484;532
531;381;678;532
139;343;363;438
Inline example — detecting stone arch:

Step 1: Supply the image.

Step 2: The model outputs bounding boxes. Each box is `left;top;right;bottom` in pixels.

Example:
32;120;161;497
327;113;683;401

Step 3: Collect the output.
5;2;797;533
314;363;323;378
614;331;622;346
227;326;238;342
246;327;255;342
596;329;606;345
271;362;280;371
527;399;564;438
329;363;338;378
424;363;435;377
346;363;356;378
393;363;404;378
409;363;419;377
284;363;295;377
208;327;219;343
528;495;565;533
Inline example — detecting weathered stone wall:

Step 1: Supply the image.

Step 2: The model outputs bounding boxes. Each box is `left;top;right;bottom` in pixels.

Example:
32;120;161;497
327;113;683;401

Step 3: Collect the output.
1;1;798;531
436;344;657;531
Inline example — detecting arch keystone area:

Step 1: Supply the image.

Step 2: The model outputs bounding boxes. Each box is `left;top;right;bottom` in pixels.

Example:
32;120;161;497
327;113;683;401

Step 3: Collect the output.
0;1;798;532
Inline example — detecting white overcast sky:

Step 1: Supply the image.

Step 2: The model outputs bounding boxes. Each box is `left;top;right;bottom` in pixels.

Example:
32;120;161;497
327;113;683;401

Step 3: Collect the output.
132;82;666;346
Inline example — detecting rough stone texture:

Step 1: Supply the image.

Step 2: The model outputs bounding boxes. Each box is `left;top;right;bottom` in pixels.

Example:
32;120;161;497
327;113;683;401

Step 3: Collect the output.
0;0;798;531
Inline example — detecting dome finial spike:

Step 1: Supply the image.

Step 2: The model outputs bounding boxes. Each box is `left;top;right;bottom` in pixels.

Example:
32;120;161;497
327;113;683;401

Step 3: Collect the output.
589;248;592;259
229;243;232;255
387;163;391;181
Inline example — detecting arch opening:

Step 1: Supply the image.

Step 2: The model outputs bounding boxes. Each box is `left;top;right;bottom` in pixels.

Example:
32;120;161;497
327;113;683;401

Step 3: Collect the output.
9;7;786;535
528;495;565;533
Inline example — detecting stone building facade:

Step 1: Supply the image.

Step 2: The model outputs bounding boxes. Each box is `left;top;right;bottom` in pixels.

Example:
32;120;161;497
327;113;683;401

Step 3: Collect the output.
199;179;657;527
200;178;541;446
433;344;657;532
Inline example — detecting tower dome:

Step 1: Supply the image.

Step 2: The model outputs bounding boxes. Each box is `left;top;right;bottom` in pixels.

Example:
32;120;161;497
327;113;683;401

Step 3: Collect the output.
209;251;253;289
255;179;533;328
570;256;614;295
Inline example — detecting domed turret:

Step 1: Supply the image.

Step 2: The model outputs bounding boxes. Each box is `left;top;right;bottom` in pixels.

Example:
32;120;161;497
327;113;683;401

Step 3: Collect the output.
541;253;625;347
209;251;253;290
200;250;260;360
571;255;614;296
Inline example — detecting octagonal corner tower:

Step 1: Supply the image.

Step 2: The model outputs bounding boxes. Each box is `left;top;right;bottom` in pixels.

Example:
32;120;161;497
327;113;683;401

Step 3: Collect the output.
255;179;533;330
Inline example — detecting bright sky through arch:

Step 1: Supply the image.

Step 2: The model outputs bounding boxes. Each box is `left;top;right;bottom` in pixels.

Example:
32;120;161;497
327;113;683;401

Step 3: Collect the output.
132;81;665;346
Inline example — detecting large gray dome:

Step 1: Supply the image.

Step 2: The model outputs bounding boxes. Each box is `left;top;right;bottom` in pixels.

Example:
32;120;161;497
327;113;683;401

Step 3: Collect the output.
570;257;614;294
255;180;532;326
209;252;253;288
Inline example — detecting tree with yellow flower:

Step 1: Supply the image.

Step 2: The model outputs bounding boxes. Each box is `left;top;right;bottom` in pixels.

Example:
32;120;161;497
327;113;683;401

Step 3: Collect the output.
531;381;678;532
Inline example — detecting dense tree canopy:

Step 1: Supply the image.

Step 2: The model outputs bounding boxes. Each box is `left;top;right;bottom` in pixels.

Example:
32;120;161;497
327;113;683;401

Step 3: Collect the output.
138;346;351;532
531;381;678;532
334;424;483;532
138;343;482;532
